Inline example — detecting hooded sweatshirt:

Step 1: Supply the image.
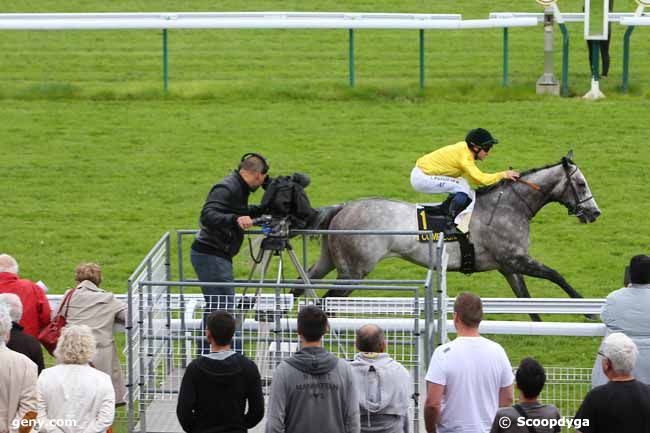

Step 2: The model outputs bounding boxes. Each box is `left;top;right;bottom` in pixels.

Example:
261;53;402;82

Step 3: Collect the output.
265;346;360;433
349;352;412;433
176;352;264;433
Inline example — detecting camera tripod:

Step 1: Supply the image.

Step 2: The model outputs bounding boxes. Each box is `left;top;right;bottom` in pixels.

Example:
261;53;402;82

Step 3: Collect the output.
244;235;318;300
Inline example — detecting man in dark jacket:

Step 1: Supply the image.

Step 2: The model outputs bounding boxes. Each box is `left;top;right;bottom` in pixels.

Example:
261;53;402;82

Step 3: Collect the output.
265;305;360;433
177;310;264;433
191;153;268;353
0;293;44;373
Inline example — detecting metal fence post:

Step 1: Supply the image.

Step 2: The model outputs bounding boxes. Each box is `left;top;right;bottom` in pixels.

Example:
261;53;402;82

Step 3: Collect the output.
163;29;169;93
559;23;570;97
126;279;135;433
502;27;509;87
622;26;635;92
419;29;425;89
348;29;355;87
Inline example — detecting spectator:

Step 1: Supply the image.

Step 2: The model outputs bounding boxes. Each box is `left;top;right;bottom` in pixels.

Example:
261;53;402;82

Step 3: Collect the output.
191;153;268;354
177;310;263;433
575;332;650;433
425;292;514;433
0;301;38;433
0;254;51;338
585;0;614;78
592;254;650;387
490;358;561;433
350;324;411;433
0;294;44;374
265;305;360;433
62;263;127;406
36;325;114;433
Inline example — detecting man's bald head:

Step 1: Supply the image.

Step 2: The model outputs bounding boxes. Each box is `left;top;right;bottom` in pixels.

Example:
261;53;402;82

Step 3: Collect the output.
356;324;385;353
0;254;18;274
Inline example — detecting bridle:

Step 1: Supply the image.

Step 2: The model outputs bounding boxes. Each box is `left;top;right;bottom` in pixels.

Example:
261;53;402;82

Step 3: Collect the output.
510;158;593;218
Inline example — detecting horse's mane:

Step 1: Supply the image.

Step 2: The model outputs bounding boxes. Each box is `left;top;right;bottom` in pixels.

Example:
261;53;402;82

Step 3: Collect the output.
476;161;564;195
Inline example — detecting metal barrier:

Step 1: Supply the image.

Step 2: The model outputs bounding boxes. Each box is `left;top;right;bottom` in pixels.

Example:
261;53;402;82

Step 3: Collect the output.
124;230;604;433
0;12;537;91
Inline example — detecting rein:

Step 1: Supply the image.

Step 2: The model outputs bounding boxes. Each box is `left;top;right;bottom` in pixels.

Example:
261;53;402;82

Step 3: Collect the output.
507;162;592;219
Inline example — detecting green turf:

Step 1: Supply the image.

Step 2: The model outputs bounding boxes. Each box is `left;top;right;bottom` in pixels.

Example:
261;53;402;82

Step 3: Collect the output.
2;2;649;422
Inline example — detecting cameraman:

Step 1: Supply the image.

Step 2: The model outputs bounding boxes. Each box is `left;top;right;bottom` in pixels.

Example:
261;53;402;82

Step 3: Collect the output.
191;153;269;354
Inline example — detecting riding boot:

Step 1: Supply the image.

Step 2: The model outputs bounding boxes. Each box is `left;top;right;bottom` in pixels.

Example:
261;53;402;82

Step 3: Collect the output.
447;193;472;229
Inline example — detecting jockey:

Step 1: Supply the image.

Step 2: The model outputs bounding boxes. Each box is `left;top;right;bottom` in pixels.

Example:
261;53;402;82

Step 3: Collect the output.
410;128;520;232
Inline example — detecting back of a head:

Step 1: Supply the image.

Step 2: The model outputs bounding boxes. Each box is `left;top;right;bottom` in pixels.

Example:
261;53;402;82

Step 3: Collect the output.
454;292;483;328
53;324;97;365
297;305;328;342
0;293;23;322
516;357;546;399
239;153;269;174
603;332;638;376
207;310;236;346
629;255;650;284
76;263;102;285
0;254;19;274
356;324;385;353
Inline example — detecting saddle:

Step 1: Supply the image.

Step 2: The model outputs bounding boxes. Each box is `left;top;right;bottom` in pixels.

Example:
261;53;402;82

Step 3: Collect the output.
416;199;475;274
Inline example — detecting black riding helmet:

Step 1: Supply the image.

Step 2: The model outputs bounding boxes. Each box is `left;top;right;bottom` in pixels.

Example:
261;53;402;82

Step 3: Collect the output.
465;128;499;151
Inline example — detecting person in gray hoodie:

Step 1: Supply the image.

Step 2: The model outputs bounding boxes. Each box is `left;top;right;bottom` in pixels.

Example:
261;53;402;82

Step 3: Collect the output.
265;305;360;433
350;324;412;433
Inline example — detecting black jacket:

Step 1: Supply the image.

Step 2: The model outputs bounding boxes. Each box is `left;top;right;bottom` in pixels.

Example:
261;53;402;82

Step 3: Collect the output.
192;171;262;260
176;353;264;433
8;322;45;374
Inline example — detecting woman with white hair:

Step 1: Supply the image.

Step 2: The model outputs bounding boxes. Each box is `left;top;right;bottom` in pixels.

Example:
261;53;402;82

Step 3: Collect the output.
575;332;650;433
61;263;127;406
0;302;38;433
36;325;114;433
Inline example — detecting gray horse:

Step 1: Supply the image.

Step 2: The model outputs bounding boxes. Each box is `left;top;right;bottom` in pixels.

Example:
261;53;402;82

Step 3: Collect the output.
308;152;601;320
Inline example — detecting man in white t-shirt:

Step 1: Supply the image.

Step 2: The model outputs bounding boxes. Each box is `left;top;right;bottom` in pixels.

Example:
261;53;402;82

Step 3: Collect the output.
424;292;514;433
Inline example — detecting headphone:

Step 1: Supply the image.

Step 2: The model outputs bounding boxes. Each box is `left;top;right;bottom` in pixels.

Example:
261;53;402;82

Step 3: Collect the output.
238;153;269;174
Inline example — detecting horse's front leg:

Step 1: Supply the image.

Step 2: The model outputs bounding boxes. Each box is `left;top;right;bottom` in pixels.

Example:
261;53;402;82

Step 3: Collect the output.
505;256;596;320
498;270;542;322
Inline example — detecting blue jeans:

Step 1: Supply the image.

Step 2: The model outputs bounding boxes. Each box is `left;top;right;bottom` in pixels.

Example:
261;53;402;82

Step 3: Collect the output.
190;250;241;354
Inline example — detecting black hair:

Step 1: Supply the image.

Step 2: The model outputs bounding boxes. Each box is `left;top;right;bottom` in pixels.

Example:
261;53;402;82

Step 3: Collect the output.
206;310;236;346
356;324;385;352
516;357;546;399
629;255;650;284
297;305;328;342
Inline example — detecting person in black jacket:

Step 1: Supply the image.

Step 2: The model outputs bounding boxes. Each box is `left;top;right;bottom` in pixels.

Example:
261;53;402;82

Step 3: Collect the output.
0;293;45;373
191;153;268;353
177;310;264;433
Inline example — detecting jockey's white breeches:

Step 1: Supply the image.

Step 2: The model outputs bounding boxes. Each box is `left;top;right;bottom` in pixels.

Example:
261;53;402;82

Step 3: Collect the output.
410;166;475;224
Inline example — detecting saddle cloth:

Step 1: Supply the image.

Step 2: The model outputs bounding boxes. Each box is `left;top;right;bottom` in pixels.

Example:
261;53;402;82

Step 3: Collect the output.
416;203;475;274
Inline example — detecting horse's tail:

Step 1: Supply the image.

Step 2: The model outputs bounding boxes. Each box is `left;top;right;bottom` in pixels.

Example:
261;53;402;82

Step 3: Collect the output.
309;204;345;232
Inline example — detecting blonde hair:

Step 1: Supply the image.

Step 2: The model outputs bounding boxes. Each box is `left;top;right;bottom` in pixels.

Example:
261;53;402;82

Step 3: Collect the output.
54;324;96;364
75;263;102;285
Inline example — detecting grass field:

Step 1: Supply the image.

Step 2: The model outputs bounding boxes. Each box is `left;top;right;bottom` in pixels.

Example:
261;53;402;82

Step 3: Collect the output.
2;0;650;379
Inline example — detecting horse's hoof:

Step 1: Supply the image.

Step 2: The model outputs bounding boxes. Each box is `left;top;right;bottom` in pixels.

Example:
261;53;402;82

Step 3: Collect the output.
584;313;599;322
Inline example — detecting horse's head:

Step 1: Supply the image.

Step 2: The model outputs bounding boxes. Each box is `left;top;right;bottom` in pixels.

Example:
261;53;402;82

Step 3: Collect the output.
557;151;601;223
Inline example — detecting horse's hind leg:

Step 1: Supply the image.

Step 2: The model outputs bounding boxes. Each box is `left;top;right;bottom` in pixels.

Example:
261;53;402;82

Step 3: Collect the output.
498;270;542;322
507;256;596;320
